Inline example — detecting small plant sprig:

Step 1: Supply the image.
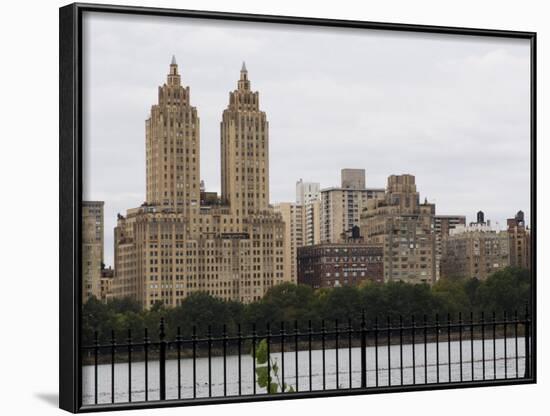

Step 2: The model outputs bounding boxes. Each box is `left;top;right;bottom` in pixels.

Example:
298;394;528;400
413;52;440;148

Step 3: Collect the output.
253;339;295;393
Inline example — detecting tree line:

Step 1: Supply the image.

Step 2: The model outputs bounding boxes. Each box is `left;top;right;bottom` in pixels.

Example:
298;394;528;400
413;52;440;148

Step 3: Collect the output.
82;266;531;345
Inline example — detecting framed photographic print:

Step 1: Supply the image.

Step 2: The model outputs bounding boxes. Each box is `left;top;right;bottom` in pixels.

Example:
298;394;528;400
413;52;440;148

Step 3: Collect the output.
59;2;536;413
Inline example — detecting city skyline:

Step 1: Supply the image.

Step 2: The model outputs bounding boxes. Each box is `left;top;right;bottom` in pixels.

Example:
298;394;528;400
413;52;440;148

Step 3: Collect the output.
82;12;531;267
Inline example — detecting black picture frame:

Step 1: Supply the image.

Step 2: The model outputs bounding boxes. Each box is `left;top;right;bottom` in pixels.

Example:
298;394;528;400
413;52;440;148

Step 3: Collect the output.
59;3;537;413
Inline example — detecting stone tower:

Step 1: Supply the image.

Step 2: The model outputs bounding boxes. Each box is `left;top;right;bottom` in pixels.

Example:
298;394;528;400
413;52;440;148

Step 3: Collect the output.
221;62;269;217
145;56;200;215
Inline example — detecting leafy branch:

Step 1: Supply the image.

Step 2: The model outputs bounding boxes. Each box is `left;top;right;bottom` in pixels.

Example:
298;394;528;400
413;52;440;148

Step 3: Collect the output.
253;339;295;393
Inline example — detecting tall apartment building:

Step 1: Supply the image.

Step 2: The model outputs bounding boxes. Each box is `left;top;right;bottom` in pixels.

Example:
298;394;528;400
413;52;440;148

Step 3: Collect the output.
360;174;437;284
321;169;384;243
221;61;269;215
296;179;321;246
507;210;531;270
296;180;319;205
434;215;466;281
273;181;320;282
441;223;510;280
113;59;286;308
273;202;305;282
146;55;200;215
82;201;104;301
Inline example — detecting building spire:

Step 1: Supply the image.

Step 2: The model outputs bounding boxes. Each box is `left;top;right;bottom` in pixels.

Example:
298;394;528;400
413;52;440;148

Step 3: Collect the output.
167;55;180;85
238;61;250;90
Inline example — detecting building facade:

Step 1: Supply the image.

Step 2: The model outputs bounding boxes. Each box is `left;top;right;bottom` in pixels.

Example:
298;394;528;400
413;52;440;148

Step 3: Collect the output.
82;201;104;301
272;181;321;283
297;240;384;289
360;174;437;284
221;62;269;214
145;56;200;215
434;215;466;281
100;267;114;302
113;59;287;309
296;179;321;246
321;169;384;244
507;210;531;270
273;202;305;282
441;223;510;280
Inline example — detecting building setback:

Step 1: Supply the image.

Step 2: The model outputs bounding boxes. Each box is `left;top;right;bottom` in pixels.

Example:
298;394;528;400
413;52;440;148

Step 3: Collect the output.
441;222;510;280
321;169;384;244
297;240;383;289
113;59;287;309
360;174;437;285
82;201;104;301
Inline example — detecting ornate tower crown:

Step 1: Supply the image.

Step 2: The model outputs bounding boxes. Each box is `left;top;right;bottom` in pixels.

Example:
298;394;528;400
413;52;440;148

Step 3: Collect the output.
226;62;259;112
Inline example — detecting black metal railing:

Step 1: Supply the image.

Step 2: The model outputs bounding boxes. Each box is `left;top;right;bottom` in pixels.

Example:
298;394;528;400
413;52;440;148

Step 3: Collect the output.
81;306;532;407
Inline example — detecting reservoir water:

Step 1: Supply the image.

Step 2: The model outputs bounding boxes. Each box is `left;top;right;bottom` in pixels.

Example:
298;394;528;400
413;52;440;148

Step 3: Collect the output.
83;337;527;404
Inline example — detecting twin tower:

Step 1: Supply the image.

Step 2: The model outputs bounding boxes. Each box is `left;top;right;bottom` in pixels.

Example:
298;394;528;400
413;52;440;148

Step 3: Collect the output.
113;57;288;309
146;56;269;217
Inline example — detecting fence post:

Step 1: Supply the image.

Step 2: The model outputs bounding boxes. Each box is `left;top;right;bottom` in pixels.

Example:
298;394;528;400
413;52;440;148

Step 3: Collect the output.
94;331;99;405
159;317;166;400
361;310;367;388
524;304;530;379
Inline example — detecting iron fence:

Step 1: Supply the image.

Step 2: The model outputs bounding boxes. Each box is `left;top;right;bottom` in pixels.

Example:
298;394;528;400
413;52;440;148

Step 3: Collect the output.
81;306;531;408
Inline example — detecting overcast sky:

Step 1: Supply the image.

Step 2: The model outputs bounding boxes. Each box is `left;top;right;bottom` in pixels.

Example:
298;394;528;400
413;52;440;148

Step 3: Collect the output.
82;12;531;267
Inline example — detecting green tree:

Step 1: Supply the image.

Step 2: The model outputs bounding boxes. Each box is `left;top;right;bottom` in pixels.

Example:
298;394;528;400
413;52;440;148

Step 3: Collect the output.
431;278;470;316
475;267;531;314
319;286;362;322
81;268;531;339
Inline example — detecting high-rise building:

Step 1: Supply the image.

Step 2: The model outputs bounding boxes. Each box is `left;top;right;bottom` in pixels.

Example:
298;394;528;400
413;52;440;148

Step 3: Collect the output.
296;179;321;246
113;59;287;309
441;222;510;280
273;181;320;283
82;201;104;301
273;202;305;282
321;169;384;243
221;62;269;215
507;210;531;270
296;180;320;206
146;56;200;216
434;215;466;281
360;174;437;284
